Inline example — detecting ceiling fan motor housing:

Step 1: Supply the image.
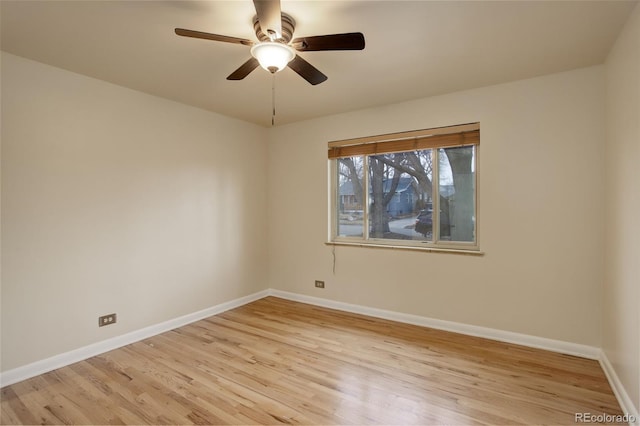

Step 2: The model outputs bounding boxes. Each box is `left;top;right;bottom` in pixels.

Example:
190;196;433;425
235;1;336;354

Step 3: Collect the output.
253;13;295;43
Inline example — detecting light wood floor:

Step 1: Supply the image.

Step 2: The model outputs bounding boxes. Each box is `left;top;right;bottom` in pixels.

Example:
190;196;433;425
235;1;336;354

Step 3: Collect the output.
1;297;623;425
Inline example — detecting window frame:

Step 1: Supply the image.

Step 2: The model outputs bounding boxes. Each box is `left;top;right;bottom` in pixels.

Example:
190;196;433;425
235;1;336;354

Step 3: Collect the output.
328;123;480;253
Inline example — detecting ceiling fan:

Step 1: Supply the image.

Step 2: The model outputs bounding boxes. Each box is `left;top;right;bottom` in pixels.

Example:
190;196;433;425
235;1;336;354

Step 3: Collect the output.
175;0;365;85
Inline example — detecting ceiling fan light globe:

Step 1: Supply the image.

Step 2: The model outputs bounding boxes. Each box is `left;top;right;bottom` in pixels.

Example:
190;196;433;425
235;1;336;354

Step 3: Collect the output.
250;42;295;73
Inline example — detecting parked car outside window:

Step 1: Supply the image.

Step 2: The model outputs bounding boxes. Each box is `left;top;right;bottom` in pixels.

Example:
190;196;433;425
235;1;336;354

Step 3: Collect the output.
415;209;451;237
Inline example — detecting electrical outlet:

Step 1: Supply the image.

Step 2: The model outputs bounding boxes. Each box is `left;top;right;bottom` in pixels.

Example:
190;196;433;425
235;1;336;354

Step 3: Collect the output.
315;280;325;288
98;313;117;327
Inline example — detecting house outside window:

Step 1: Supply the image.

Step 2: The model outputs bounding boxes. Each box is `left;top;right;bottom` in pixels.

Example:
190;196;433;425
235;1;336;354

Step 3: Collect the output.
329;123;479;252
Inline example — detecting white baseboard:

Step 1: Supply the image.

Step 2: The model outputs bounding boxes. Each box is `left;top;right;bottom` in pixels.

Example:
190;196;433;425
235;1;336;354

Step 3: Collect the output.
599;351;640;426
268;289;601;360
0;289;270;387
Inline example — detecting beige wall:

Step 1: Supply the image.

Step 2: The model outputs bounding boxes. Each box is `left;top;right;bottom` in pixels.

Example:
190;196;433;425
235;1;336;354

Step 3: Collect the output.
267;66;606;346
604;4;640;413
1;53;268;371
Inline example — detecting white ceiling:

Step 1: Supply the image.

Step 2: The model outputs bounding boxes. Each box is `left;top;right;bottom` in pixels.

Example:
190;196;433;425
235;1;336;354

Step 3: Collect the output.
1;1;637;127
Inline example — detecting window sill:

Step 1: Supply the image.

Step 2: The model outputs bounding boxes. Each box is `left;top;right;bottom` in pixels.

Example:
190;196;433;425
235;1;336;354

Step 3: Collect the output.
325;241;484;256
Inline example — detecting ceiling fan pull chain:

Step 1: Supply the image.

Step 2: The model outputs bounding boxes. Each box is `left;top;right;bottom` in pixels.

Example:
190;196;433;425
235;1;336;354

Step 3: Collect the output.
272;73;276;126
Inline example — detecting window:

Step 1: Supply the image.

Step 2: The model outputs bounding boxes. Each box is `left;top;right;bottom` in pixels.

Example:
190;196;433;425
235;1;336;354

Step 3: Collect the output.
329;123;479;251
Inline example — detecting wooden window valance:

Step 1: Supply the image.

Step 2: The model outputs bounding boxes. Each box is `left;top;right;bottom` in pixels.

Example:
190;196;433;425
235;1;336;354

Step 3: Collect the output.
328;122;479;159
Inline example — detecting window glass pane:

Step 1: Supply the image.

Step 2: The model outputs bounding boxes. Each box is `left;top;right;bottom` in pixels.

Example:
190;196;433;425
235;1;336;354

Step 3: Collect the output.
337;157;364;237
439;146;475;242
367;151;433;241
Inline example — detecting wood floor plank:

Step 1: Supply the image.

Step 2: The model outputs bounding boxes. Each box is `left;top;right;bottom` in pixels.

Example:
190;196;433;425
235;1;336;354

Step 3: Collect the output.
0;297;624;425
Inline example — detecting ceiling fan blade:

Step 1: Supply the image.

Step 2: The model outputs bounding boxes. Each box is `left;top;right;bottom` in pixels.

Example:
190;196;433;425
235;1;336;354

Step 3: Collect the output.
292;33;365;51
175;28;253;46
227;57;260;80
288;55;327;85
253;0;282;40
